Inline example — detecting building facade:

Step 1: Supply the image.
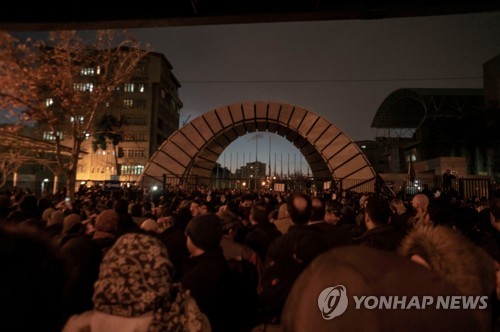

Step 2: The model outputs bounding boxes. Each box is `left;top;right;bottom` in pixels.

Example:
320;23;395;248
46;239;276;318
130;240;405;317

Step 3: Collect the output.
75;51;182;185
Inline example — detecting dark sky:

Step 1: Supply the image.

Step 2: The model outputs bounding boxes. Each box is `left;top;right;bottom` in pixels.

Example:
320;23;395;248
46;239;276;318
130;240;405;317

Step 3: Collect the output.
10;11;500;174
128;11;500;173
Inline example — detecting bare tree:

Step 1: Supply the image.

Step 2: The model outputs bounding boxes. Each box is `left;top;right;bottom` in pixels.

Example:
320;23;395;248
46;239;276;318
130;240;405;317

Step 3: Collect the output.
92;114;122;174
0;30;149;197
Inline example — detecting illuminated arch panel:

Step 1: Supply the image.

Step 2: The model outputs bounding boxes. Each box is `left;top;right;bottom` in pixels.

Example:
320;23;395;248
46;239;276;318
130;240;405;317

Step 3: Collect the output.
141;101;376;192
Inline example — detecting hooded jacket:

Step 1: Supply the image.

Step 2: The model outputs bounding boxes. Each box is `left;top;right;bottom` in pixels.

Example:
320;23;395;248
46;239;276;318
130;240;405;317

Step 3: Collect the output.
399;225;496;332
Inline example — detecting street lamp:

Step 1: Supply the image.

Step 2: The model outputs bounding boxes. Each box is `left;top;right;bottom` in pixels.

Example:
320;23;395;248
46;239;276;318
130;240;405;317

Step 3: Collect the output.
41;178;49;194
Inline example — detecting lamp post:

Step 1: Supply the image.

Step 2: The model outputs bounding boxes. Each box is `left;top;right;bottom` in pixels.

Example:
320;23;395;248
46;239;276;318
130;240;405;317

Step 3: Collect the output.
41;178;49;194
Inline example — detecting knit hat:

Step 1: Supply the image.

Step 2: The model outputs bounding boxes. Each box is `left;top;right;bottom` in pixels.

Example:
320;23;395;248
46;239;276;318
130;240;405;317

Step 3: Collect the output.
185;214;223;251
95;209;119;234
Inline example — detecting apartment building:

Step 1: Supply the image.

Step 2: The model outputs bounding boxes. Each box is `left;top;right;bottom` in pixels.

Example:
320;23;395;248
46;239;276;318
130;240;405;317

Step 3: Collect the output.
73;51;182;185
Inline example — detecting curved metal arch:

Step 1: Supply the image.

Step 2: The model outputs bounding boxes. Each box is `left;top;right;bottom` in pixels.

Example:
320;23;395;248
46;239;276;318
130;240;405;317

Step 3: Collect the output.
141;101;376;191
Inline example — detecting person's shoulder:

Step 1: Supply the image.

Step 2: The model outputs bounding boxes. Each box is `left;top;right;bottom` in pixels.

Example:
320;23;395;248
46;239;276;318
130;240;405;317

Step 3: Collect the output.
62;310;94;332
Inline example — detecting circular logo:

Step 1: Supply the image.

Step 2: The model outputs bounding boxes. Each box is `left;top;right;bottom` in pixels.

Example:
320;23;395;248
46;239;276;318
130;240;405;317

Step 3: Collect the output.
318;285;348;320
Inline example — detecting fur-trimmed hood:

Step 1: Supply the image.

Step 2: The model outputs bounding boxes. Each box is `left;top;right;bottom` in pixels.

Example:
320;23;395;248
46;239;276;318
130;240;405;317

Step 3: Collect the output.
399;225;495;297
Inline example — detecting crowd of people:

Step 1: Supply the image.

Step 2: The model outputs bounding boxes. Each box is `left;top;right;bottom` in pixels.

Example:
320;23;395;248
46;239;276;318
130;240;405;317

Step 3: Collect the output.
0;185;499;331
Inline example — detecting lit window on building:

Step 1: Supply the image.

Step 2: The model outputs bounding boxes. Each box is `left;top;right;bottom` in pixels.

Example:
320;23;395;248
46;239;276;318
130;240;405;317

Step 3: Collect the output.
123;99;134;107
73;82;94;92
121;165;145;175
80;67;95;76
43;131;64;140
138;84;145;93
70;116;84;123
124;149;145;158
45;98;53;107
124;83;135;92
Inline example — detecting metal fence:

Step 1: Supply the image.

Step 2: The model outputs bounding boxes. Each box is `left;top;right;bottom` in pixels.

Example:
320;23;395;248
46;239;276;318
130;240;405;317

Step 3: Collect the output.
143;173;492;199
383;176;491;200
2;172;493;200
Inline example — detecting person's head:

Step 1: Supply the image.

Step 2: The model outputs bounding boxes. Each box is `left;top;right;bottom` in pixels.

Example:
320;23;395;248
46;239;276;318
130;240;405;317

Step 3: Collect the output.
41;207;55;223
287;193;312;225
217;209;241;239
93;233;202;330
62;213;83;235
389;198;407;215
0;225;67;332
281;246;480;332
309;197;325;222
185;214;223;256
277;202;289;219
399;225;496;332
95;209;120;235
490;199;500;231
359;194;369;210
324;201;343;225
189;200;201;217
199;202;213;216
364;196;391;229
250;202;269;225
130;203;143;217
47;210;64;227
426;198;452;227
141;219;159;233
239;194;254;221
157;208;175;230
113;198;129;215
240;194;254;208
412;194;429;213
19;194;38;212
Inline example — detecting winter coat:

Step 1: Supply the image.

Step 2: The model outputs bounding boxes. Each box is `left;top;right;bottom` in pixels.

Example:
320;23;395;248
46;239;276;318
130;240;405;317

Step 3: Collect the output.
399;225;496;332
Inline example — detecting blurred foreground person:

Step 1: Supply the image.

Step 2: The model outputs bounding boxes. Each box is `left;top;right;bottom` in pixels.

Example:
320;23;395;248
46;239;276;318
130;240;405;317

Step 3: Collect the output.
0;225;67;332
282;246;480;332
63;233;209;332
399;225;496;332
182;214;234;331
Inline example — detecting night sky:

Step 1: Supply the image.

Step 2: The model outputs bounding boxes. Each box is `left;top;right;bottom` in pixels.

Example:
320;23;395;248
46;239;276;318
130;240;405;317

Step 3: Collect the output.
11;11;500;174
127;11;500;173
